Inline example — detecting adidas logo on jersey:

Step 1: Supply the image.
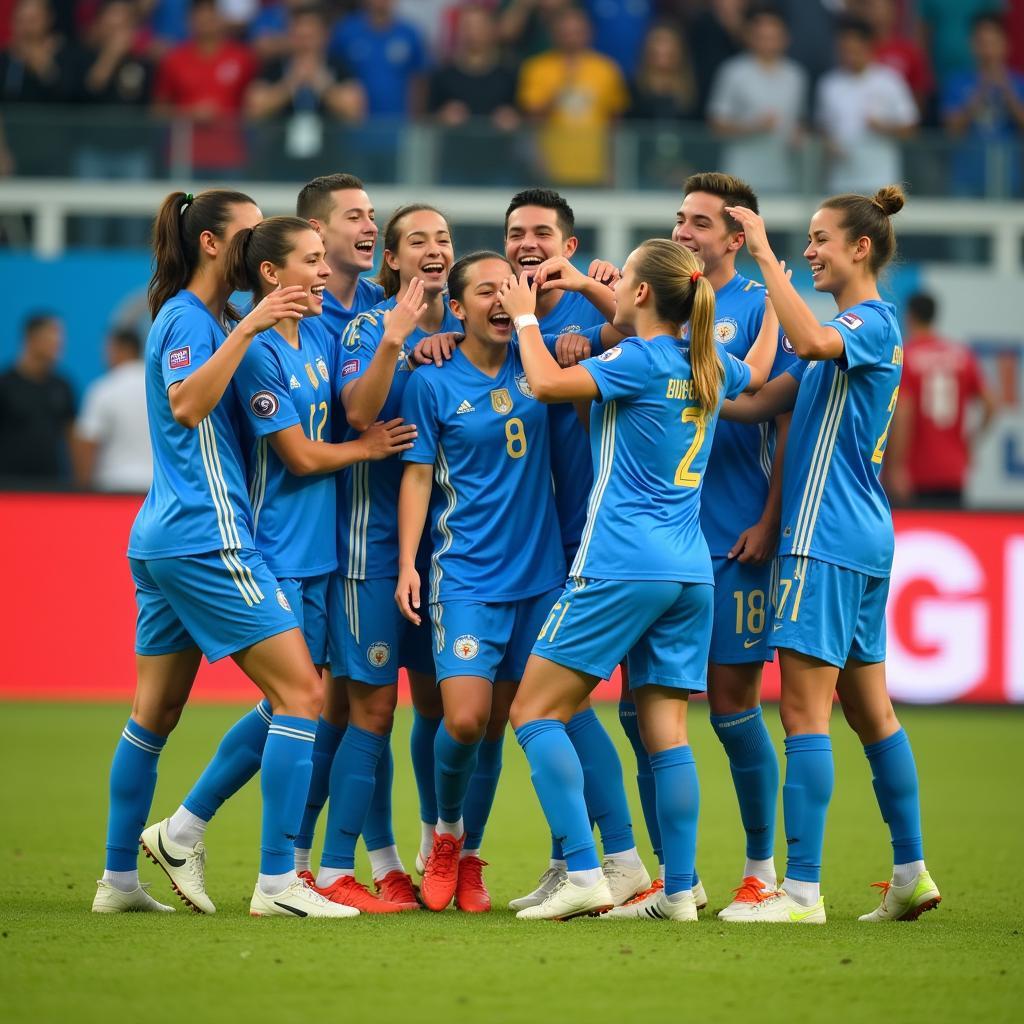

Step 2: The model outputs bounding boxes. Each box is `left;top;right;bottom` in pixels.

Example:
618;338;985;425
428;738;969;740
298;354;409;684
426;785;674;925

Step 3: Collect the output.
456;400;475;415
289;375;301;390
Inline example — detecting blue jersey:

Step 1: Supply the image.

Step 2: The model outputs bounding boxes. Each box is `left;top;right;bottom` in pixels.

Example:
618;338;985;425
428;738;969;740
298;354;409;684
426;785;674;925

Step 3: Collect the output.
537;290;609;553
780;301;902;577
339;298;463;579
401;343;565;603
700;273;797;556
574;336;751;583
233;317;338;578
129;291;254;559
320;278;386;346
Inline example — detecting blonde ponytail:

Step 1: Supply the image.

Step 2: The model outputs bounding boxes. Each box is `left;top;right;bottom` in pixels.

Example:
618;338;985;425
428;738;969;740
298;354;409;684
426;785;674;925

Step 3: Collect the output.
687;274;722;415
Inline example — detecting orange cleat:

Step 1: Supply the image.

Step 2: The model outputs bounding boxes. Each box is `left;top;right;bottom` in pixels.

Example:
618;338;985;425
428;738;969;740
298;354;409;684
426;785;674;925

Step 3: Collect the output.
297;870;316;887
374;870;421;910
455;856;491;913
316;874;409;914
420;831;464;911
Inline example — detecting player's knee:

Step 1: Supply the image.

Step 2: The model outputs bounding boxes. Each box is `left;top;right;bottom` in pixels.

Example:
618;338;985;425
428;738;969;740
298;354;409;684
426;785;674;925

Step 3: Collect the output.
275;669;324;720
445;708;486;745
354;697;395;735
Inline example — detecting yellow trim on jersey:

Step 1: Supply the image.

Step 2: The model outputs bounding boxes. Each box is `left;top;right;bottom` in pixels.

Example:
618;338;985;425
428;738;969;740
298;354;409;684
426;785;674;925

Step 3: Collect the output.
248;437;269;533
347;462;370;579
429;444;458;606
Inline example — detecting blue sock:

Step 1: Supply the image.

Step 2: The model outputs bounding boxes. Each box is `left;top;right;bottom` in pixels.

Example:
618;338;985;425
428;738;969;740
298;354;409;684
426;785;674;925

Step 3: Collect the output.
463;736;504;850
295;717;344;850
434;722;481;824
567;709;633;855
320;724;388;870
363;734;395;852
105;719;167;871
710;707;779;860
864;728;924;864
183;700;271;821
782;734;834;884
260;715;316;875
411;711;441;823
515;720;599;872
618;701;662;863
649;745;699;896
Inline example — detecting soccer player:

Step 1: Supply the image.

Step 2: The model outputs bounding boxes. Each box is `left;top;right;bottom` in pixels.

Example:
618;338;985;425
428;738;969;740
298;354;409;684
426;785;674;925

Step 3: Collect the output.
395;251;567;912
722;187;942;923
92;190;354;919
317;204;462;907
505;239;779;921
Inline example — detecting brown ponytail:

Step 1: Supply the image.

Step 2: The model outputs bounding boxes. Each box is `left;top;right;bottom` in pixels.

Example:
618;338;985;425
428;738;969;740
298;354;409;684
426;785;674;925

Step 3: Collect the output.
223;216;313;298
148;188;257;319
820;184;905;275
377;203;451;298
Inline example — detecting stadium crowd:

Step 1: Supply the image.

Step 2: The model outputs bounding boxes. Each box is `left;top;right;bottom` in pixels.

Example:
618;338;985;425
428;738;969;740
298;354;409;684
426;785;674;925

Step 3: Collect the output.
1;0;1022;188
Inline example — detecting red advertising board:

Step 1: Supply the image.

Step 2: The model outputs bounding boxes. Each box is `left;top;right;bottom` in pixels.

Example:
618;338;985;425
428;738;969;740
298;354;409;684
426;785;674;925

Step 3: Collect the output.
2;494;1021;703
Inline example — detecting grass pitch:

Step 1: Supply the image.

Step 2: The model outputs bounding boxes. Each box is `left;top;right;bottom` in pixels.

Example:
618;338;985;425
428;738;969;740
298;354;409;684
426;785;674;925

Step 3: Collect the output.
1;702;1021;1024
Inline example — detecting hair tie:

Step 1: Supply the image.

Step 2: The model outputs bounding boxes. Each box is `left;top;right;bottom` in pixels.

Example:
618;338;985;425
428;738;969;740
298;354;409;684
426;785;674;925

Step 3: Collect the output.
179;193;194;217
690;270;702;284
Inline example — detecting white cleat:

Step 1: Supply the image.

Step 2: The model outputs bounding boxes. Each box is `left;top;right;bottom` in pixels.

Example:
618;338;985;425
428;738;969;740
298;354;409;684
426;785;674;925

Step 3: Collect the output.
91;880;175;913
516;875;615;921
718;875;776;921
602;856;652;906
725;888;826;924
508;865;568;911
604;889;698;922
692;878;708;911
249;878;360;918
140;818;215;914
858;871;941;922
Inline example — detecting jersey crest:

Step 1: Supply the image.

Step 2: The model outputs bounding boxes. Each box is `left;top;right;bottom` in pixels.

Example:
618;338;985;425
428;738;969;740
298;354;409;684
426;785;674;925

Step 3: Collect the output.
367;641;391;667
315;356;330;383
715;317;739;343
515;372;535;398
454;634;480;660
490;388;513;415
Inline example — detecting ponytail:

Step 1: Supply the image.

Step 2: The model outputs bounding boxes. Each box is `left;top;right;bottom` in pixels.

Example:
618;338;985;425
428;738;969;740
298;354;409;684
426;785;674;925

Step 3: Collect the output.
223;226;257;295
686;274;721;415
148;188;257;319
223;215;315;300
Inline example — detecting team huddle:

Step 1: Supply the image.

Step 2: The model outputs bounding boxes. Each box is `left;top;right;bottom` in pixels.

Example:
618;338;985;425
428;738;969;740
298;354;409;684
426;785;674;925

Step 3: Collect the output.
92;170;941;924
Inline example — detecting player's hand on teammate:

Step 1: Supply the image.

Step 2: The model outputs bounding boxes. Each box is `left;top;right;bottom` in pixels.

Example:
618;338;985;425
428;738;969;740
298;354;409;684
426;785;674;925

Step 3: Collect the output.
555;332;592;367
724;205;773;260
395;565;422;625
498;271;538;320
587;259;621;288
410;331;463;367
382;277;427;344
242;286;309;334
359;417;418;461
728;518;778;565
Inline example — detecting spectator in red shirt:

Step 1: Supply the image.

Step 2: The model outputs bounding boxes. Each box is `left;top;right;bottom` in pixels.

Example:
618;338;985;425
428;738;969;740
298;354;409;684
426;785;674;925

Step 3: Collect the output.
886;292;998;507
855;0;934;112
153;0;257;176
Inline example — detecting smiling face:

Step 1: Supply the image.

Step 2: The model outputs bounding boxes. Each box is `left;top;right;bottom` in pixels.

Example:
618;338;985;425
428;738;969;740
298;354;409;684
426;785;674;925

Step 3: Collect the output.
384;209;453;295
504;205;576;277
313;187;376;275
804;207;868;295
672;191;741;276
451;257;515;344
260;227;330;315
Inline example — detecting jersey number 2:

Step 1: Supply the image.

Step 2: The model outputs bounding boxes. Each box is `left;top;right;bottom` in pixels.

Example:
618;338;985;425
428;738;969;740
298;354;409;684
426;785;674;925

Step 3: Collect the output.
308;401;328;441
871;387;899;464
674;407;706;487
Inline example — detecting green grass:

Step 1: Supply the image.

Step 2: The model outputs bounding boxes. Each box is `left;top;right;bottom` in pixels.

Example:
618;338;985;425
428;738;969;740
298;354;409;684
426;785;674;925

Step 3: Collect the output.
1;703;1021;1024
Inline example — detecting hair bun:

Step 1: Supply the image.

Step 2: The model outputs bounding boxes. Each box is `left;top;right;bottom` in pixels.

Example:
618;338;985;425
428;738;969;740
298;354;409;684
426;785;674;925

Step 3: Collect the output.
872;184;905;217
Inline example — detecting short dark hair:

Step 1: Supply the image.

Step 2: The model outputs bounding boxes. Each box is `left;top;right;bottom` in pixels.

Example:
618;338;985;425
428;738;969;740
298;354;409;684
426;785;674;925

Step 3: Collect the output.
296;173;367;223
835;15;874;41
448;251;511;304
907;292;937;326
971;11;1006;34
683;172;760;233
746;4;786;27
504;188;575;239
23;311;58;338
110;326;142;356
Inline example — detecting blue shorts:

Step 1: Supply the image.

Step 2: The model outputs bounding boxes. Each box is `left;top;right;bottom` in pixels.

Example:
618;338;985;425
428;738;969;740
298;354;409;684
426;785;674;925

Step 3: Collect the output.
710;556;777;665
532;578;713;692
327;574;434;685
131;549;297;663
277;574;330;667
431;588;562;684
772;555;888;668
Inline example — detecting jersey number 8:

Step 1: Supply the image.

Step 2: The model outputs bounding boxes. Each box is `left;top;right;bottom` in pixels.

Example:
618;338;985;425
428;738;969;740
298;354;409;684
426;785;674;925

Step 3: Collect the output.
505;417;527;459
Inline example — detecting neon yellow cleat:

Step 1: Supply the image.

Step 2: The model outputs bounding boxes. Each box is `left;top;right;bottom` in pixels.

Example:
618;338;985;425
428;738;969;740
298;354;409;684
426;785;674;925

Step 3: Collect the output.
858;871;941;922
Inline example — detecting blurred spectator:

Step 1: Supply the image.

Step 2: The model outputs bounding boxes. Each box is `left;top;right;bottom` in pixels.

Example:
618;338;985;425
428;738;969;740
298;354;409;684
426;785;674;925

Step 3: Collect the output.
517;6;628;185
75;0;153;108
248;0;311;62
0;313;75;485
329;0;428;119
941;13;1024;197
0;0;81;104
917;0;1006;87
626;22;696;121
854;0;933;113
773;0;839;86
815;16;917;194
687;0;745;115
708;5;806;194
498;0;572;60
886;293;997;508
585;0;654;80
397;0;459;59
71;327;152;493
153;0;257;176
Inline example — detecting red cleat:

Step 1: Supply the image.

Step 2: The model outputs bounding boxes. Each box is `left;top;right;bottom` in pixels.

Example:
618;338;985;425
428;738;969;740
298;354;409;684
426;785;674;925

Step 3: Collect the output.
420;831;464;911
455;856;491;913
297;870;316;887
316;874;409;914
374;870;421;910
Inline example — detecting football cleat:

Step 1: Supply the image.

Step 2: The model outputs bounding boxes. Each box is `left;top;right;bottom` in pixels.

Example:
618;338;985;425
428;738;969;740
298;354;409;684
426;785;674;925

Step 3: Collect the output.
249;878;359;918
725;888;826;924
508;865;567;911
315;874;409;913
420;831;464;911
374;870;420;910
91;880;175;914
692;878;708;911
602;856;652;906
718;875;776;921
140;818;215;914
516;875;615;921
600;878;662;917
455;856;491;913
858;871;941;922
603;888;697;922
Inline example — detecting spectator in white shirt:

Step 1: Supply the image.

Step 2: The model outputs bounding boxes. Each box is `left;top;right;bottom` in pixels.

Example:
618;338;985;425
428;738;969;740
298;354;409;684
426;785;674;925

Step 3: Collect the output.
708;5;807;194
815;15;918;193
72;327;151;493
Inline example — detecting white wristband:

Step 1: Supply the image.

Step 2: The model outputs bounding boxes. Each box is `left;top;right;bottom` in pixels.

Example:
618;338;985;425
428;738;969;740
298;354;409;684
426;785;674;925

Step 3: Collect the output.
514;314;539;332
